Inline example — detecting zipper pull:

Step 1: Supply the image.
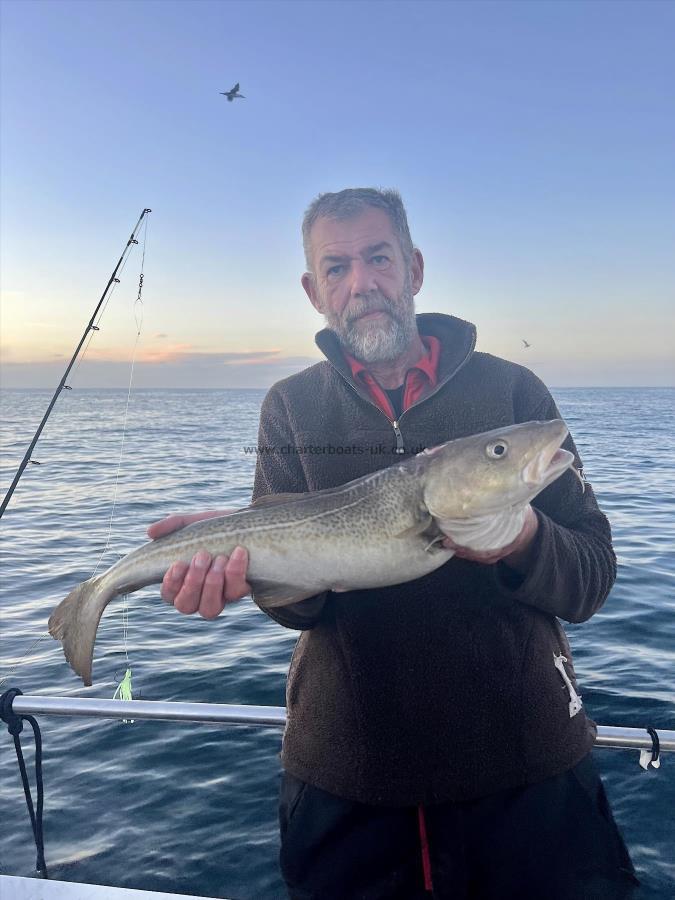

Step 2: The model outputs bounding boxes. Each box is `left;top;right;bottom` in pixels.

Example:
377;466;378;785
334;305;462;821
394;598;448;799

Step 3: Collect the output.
392;420;405;455
553;653;583;718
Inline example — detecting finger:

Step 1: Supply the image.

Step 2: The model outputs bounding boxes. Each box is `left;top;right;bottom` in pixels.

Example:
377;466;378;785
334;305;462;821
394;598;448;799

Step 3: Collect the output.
147;514;187;540
198;555;228;619
173;551;212;615
223;546;251;602
161;561;190;603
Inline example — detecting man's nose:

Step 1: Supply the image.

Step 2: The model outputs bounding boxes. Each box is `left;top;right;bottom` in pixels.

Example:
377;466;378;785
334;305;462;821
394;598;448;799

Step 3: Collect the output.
349;260;378;296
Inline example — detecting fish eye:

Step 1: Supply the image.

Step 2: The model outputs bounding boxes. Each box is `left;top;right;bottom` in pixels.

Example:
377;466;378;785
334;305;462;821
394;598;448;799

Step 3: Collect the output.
486;441;508;459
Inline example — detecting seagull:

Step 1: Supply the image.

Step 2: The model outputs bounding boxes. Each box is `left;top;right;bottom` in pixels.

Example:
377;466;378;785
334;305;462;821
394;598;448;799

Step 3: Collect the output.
220;83;245;102
522;339;531;348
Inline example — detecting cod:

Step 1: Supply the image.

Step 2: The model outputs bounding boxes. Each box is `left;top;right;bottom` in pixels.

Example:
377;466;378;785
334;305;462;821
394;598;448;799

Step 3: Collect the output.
49;419;575;685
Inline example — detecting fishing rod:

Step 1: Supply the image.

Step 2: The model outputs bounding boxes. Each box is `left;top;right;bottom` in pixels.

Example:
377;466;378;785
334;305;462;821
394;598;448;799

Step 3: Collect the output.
0;208;152;520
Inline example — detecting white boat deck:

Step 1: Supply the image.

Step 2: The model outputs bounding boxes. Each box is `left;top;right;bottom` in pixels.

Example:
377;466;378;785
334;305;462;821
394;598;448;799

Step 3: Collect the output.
0;875;223;900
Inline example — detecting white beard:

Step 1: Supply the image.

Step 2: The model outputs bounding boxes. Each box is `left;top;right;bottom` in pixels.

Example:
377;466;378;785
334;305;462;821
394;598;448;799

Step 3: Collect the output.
345;314;415;363
323;273;417;364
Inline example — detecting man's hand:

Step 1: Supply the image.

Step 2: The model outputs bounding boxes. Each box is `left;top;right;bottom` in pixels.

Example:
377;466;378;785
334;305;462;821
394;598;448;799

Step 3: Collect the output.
442;505;539;573
147;510;251;619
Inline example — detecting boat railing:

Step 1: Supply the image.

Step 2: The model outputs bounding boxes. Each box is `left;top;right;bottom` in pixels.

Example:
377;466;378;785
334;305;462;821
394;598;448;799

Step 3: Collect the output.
2;691;669;887
8;694;675;753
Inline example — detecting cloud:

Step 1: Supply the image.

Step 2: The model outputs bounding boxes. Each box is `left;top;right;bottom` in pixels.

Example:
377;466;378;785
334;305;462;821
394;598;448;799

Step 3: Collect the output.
0;351;322;388
7;345;285;366
135;348;283;366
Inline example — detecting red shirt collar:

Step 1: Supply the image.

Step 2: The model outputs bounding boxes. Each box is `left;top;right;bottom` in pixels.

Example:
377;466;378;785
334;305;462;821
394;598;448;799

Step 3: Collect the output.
344;334;440;388
343;334;441;419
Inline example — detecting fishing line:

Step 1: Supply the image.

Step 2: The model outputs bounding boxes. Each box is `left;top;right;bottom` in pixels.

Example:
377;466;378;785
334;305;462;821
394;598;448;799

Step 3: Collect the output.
67;246;137;387
0;636;50;690
0;208;151;517
15;243;140;467
88;215;149;705
0;211;152;689
92;214;149;576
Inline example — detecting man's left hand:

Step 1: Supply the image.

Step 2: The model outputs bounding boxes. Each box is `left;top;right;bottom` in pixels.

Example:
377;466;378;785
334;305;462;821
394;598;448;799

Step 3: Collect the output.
441;505;539;572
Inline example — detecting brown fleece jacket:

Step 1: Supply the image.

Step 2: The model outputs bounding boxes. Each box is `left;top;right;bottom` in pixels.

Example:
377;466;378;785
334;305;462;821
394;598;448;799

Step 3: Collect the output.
251;313;615;806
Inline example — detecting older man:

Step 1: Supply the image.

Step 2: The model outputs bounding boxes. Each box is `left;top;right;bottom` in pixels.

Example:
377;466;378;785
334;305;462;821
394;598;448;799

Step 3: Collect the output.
149;189;637;899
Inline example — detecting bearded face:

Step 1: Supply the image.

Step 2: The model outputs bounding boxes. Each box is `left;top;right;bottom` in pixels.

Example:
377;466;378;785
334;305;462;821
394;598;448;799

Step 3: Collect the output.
322;268;418;363
303;208;423;363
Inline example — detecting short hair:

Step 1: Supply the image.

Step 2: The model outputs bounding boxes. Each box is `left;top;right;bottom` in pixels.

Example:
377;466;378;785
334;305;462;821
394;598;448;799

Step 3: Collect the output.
302;187;414;273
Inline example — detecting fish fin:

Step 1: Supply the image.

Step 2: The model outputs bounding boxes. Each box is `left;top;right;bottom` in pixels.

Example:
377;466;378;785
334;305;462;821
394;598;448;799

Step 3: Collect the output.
394;513;435;540
438;507;527;552
249;492;306;508
48;575;115;686
251;578;318;609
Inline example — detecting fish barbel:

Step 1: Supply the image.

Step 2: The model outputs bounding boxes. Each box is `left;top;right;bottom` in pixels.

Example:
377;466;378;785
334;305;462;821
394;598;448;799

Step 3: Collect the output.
49;420;574;685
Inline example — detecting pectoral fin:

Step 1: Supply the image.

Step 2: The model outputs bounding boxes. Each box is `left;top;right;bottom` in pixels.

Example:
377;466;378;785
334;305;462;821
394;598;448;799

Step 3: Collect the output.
251;577;318;609
395;513;434;540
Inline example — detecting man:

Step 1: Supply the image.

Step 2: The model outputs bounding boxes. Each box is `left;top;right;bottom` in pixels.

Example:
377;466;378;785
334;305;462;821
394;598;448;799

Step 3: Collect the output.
148;189;637;898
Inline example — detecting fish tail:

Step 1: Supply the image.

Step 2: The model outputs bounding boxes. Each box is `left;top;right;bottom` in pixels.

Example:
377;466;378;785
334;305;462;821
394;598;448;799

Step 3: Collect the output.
48;575;115;686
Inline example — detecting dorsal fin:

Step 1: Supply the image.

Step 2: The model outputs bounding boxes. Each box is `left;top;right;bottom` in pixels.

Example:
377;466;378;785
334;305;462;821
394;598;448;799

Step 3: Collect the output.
249;492;305;509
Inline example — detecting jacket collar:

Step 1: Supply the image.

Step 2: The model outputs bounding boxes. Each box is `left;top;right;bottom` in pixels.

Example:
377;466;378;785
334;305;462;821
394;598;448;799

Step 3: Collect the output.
315;313;477;396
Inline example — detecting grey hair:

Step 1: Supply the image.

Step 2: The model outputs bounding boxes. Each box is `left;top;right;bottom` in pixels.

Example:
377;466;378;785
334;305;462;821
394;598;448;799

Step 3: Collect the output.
302;187;414;273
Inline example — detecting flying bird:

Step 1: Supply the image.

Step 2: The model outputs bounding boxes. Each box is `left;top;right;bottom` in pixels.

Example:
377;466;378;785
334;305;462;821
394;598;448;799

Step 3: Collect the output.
220;83;245;102
522;339;531;349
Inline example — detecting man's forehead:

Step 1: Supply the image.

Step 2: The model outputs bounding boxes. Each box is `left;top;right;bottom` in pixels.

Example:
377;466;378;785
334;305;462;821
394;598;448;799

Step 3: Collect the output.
310;208;397;260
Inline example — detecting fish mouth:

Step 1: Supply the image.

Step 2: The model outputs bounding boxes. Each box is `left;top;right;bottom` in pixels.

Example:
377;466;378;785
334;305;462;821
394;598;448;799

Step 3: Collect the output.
522;445;574;488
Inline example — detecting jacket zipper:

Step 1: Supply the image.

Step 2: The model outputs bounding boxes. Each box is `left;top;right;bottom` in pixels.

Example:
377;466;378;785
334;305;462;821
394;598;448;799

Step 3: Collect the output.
330;329;477;454
392;420;405;454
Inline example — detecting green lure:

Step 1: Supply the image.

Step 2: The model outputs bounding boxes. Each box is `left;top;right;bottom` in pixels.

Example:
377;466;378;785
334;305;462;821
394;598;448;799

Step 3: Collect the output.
113;667;134;723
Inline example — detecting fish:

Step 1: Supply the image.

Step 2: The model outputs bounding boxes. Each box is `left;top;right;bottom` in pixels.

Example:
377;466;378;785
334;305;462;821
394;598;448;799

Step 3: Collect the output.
49;419;575;685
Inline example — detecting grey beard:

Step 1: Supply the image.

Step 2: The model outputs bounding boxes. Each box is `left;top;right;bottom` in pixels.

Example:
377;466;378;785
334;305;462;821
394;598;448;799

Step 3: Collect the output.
325;282;417;364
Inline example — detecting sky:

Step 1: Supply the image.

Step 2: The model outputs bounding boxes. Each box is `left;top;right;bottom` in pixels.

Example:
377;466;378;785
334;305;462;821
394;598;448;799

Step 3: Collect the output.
0;0;673;389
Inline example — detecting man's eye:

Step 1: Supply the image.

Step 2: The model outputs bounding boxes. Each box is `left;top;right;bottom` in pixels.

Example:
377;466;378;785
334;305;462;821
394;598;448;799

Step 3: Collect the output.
326;265;345;277
371;255;389;266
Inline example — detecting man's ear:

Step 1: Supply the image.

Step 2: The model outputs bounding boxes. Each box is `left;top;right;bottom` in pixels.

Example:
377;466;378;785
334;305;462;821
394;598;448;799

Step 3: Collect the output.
302;272;324;313
411;249;424;296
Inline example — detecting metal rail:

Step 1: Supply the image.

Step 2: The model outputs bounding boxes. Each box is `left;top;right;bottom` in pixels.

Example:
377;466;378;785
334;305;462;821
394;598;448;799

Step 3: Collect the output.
13;695;286;727
10;695;674;751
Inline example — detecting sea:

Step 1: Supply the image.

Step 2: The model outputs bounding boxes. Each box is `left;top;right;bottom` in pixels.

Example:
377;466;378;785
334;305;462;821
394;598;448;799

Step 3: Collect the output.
0;387;673;899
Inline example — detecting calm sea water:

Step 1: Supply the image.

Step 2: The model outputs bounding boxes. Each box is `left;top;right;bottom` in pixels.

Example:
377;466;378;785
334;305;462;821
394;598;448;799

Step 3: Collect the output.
1;387;673;899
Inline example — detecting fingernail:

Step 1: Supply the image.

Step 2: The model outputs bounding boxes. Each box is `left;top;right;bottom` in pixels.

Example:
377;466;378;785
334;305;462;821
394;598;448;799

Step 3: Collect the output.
193;551;210;570
230;546;246;564
213;555;227;573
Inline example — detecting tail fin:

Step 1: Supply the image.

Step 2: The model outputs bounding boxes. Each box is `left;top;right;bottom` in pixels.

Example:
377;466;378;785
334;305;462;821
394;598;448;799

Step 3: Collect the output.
48;575;115;686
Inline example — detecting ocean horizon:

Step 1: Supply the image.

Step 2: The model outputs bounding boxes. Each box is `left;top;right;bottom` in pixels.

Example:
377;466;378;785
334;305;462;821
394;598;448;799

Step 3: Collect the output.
1;386;673;898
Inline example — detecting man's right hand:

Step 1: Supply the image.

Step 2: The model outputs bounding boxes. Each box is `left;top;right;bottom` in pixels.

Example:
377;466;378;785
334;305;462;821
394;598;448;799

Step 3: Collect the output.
147;511;251;619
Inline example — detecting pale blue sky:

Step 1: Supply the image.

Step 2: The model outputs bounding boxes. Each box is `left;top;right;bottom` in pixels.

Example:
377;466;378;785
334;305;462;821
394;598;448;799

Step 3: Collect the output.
1;0;673;388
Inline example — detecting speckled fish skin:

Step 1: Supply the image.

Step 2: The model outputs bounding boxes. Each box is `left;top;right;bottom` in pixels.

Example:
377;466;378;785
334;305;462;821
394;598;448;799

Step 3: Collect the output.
48;419;574;685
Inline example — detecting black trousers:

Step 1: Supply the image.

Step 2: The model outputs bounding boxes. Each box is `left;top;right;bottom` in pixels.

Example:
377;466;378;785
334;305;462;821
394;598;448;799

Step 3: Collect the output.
278;754;638;900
